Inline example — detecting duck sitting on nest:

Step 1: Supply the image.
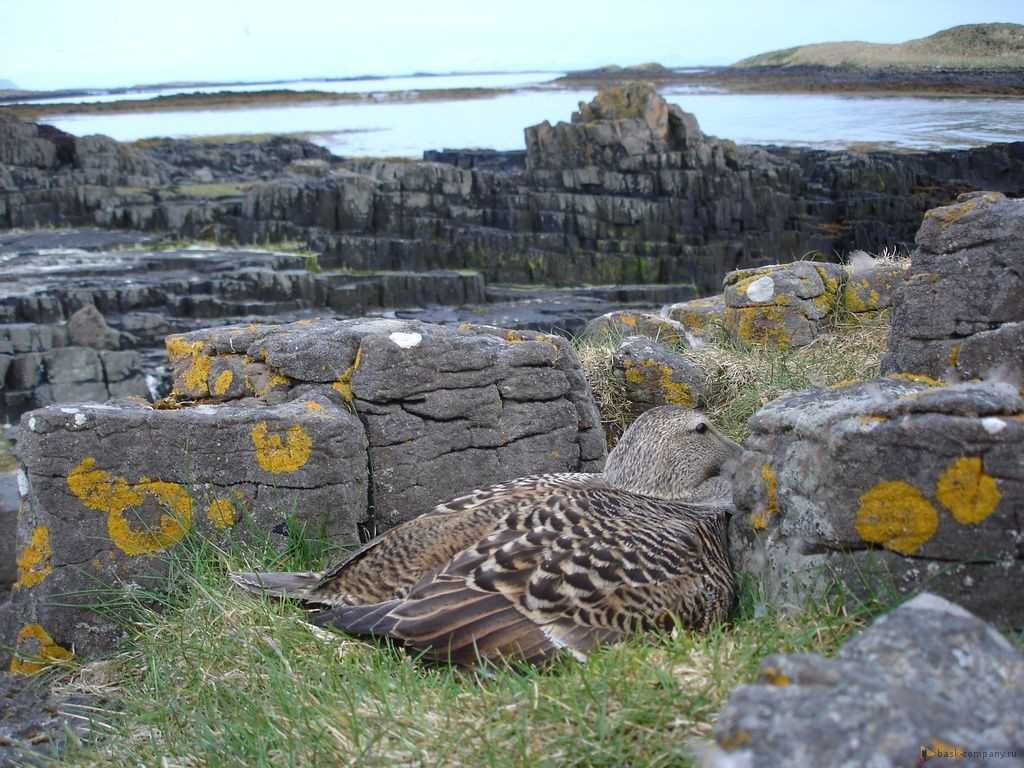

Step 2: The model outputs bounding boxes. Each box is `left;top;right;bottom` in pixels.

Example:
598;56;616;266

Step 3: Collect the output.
230;406;740;666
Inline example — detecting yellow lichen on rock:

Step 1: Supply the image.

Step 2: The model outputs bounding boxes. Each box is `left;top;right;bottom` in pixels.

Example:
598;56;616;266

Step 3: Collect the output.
251;422;312;474
855;480;939;555
332;345;363;403
14;525;53;589
9;624;74;675
887;372;942;387
206;497;238;530
751;464;778;531
725;306;790;347
759;666;790;687
166;336;212;397
948;344;961;368
843;278;882;313
622;360;695;407
935;456;1001;525
212;369;234;397
67;457;193;556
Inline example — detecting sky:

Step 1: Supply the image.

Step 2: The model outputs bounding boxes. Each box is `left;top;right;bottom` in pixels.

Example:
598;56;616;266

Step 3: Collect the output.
3;0;1024;91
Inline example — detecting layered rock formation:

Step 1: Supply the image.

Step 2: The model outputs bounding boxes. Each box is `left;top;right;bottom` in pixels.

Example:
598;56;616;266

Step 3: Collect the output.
708;594;1024;766
3;86;1024;294
1;319;606;661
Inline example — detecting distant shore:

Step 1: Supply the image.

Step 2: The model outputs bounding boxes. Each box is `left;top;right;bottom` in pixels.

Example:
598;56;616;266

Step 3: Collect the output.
558;65;1024;97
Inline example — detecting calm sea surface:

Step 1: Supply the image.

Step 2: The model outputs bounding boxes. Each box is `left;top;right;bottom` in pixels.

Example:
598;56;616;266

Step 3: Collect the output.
35;74;1024;157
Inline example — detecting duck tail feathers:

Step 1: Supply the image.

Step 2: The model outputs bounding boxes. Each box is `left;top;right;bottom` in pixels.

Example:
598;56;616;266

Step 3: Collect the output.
229;570;323;601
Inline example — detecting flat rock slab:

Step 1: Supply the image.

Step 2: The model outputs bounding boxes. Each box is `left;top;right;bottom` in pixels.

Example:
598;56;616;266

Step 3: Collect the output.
731;378;1024;626
0;228;161;253
167;317;607;530
1;395;367;662
708;593;1024;767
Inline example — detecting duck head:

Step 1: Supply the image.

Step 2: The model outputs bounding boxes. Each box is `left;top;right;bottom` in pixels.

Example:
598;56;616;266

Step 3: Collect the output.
603;406;741;502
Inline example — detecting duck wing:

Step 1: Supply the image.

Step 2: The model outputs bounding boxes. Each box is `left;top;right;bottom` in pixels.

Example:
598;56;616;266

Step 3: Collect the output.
313;489;733;665
304;472;603;605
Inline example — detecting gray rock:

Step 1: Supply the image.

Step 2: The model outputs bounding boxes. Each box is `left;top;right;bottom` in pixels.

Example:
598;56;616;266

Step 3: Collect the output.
581;310;688;347
1;395;368;662
731;378;1024;626
884;192;1024;379
168;318;607;529
662;295;726;345
707;593;1024;768
612;336;705;411
722;262;844;348
67;305;121;350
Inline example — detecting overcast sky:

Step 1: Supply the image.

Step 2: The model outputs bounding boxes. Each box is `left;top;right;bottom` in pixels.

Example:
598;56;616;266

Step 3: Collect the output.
4;0;1024;90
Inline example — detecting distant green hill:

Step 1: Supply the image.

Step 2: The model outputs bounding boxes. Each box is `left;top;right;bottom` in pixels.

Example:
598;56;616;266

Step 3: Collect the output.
735;23;1024;70
0;79;18;90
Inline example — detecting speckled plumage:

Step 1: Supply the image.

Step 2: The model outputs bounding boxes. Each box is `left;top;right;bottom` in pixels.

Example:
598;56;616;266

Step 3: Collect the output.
230;406;739;665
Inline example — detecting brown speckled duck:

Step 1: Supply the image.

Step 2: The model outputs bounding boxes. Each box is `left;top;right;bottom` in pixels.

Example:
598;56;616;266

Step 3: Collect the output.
230;406;740;665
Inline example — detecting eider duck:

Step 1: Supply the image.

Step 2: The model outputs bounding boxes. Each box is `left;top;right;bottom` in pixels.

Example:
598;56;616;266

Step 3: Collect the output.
230;406;740;665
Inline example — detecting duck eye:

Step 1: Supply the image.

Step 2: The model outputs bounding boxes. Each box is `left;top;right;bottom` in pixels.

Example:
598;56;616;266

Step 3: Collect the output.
695;422;708;434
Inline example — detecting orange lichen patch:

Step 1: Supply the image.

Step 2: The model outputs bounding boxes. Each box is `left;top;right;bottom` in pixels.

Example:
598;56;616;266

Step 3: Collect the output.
936;457;1001;525
457;322;474;333
948;344;961;368
9;624;74;675
206;497;237;530
759;666;790;687
718;730;752;750
304;401;323;412
622;360;695;407
212;369;234;397
619;313;638;328
166;336;212;397
887;372;942;387
251;422;312;474
254;372;291;398
813;265;841;296
828;379;858;390
857;415;888;426
332;345;363;403
843;278;882;313
725;306;790;348
15;525;53;589
751;464;779;531
67;457;193;556
855;480;939;555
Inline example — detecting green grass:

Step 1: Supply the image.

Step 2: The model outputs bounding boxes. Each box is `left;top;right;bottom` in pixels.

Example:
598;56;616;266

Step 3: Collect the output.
45;532;882;768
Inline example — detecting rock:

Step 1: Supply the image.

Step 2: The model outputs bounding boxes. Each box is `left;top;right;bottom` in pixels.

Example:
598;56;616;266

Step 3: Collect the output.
67;305;121;350
842;254;907;314
1;395;369;662
883;192;1024;380
662;295;726;345
0;470;17;591
730;378;1024;626
708;593;1024;767
722;262;844;348
5;96;1024;295
612;336;705;411
581;310;688;347
166;318;607;529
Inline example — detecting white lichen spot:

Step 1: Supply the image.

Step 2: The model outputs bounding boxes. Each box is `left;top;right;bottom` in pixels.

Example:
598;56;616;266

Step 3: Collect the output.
27;417;38;432
59;407;80;415
389;331;422;349
746;276;775;303
16;469;28;497
73;413;87;427
981;417;1006;435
